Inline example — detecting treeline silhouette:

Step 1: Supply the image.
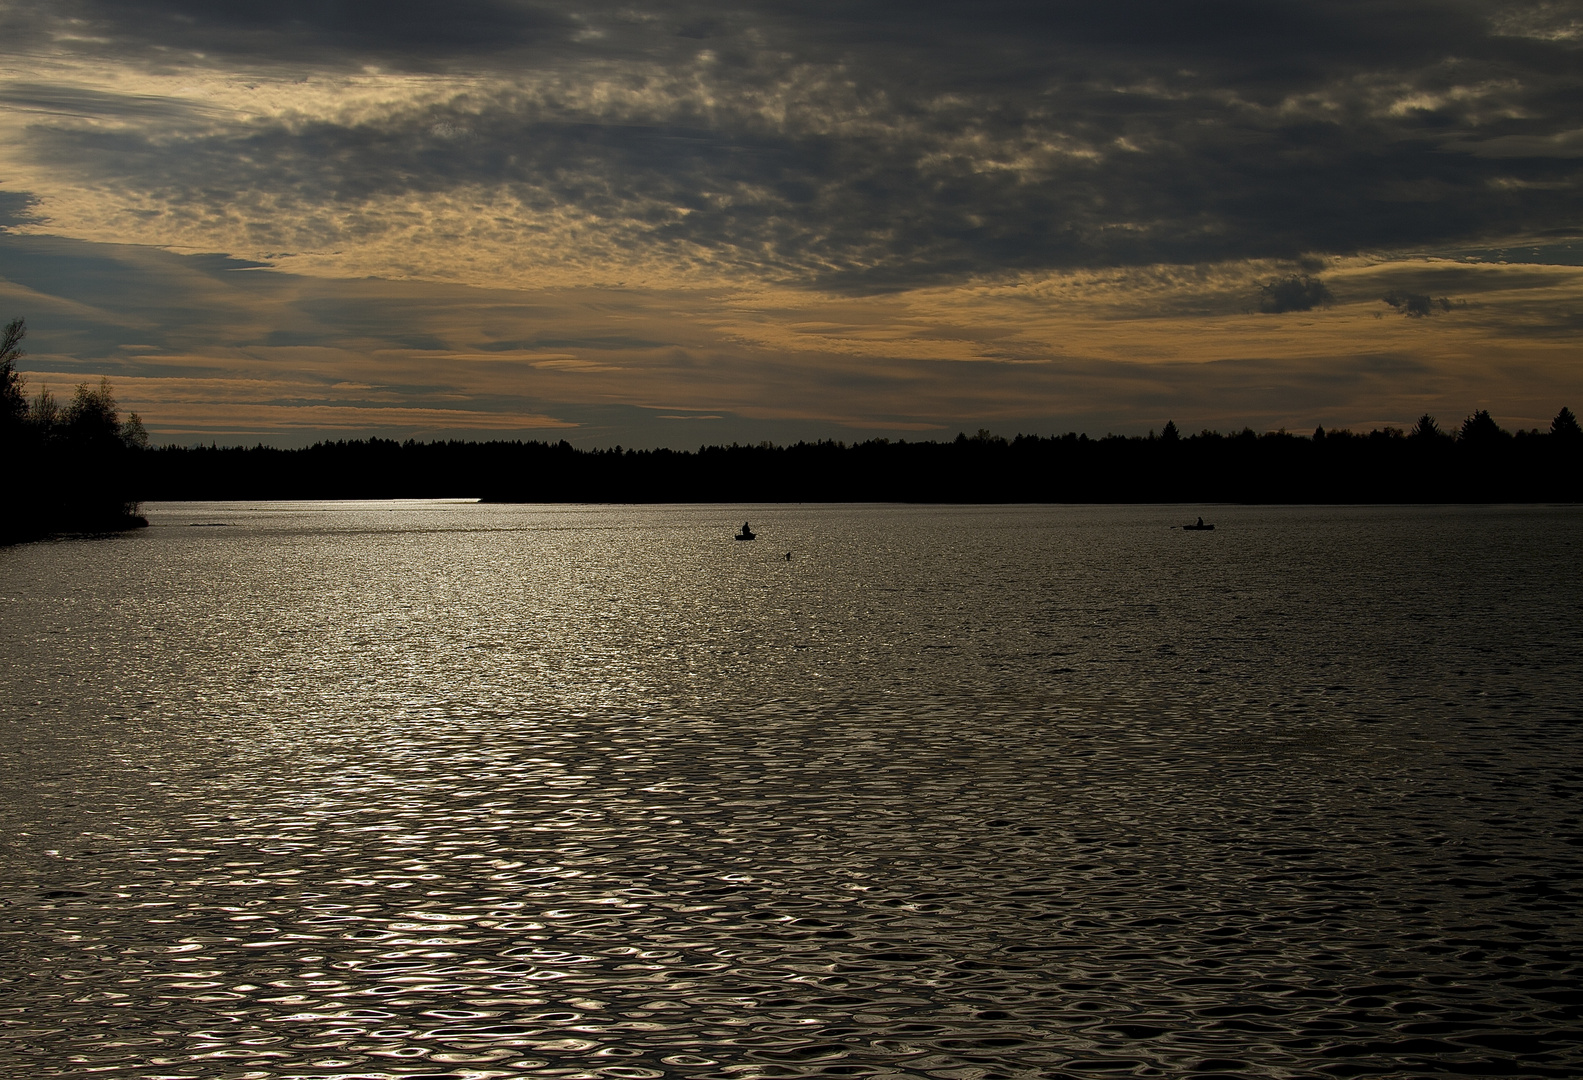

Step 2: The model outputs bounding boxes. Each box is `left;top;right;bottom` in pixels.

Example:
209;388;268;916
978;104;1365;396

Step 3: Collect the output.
137;411;1583;504
1;319;149;543
5;298;1578;526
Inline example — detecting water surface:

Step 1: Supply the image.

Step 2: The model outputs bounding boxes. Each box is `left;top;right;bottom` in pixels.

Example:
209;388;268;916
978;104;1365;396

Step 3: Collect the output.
2;502;1581;1079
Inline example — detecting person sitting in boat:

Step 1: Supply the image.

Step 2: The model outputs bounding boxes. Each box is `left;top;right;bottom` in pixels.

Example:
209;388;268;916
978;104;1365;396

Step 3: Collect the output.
743;521;751;533
1196;517;1203;527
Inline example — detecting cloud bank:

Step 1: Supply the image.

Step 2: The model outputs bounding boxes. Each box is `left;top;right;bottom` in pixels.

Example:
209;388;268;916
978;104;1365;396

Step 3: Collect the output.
7;0;1583;287
0;1;1579;441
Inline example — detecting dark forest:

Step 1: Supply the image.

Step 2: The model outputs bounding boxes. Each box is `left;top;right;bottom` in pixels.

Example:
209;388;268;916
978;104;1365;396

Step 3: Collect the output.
137;411;1581;506
1;320;149;543
6;304;1580;540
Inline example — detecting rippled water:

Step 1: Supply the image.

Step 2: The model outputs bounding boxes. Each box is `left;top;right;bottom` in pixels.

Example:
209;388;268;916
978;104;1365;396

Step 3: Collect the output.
3;502;1581;1080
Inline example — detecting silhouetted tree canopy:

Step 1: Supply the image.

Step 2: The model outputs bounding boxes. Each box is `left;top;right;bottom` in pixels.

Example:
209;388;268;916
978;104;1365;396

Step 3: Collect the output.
1411;413;1445;440
5;305;1578;533
65;379;125;452
1460;409;1507;444
134;413;1582;506
0;318;27;433
2;318;147;543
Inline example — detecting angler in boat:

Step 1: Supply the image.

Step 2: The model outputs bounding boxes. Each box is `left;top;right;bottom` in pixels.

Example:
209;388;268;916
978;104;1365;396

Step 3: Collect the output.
1181;516;1215;531
736;521;756;541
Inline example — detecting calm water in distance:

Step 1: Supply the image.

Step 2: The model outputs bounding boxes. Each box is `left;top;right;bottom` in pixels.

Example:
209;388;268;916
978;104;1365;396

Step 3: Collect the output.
2;501;1581;1080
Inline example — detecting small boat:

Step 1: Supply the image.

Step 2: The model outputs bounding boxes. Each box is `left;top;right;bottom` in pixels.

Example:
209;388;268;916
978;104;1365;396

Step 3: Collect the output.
736;521;756;541
1181;517;1214;531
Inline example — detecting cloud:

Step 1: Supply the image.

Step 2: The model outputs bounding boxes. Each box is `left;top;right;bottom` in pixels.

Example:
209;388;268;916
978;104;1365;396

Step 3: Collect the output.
5;0;574;67
2;2;1582;446
0;83;220;124
0;190;42;230
1259;274;1334;314
4;231;1578;447
2;1;1581;293
1382;291;1456;316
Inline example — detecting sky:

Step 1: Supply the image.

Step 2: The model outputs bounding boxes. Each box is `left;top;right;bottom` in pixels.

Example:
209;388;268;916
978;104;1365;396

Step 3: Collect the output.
0;0;1580;448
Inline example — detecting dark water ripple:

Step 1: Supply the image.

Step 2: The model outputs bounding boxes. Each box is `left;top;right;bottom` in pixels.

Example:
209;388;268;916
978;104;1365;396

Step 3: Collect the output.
2;503;1581;1079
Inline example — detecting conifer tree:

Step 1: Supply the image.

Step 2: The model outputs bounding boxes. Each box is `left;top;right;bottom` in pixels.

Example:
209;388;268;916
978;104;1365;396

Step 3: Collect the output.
1411;413;1443;439
1459;410;1506;443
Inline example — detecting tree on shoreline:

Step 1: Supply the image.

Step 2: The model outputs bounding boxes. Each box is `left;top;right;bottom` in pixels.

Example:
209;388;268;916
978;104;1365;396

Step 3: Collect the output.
1;318;27;437
1;317;148;543
8;306;1582;515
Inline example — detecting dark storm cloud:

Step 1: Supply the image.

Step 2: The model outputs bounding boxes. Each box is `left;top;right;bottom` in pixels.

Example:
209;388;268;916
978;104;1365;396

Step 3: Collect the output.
1382;291;1457;316
0;1;1532;72
2;0;573;65
1259;275;1334;314
6;1;1583;288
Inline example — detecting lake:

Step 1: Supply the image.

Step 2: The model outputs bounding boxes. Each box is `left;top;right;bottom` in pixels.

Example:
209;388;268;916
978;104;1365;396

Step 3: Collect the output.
2;502;1581;1079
